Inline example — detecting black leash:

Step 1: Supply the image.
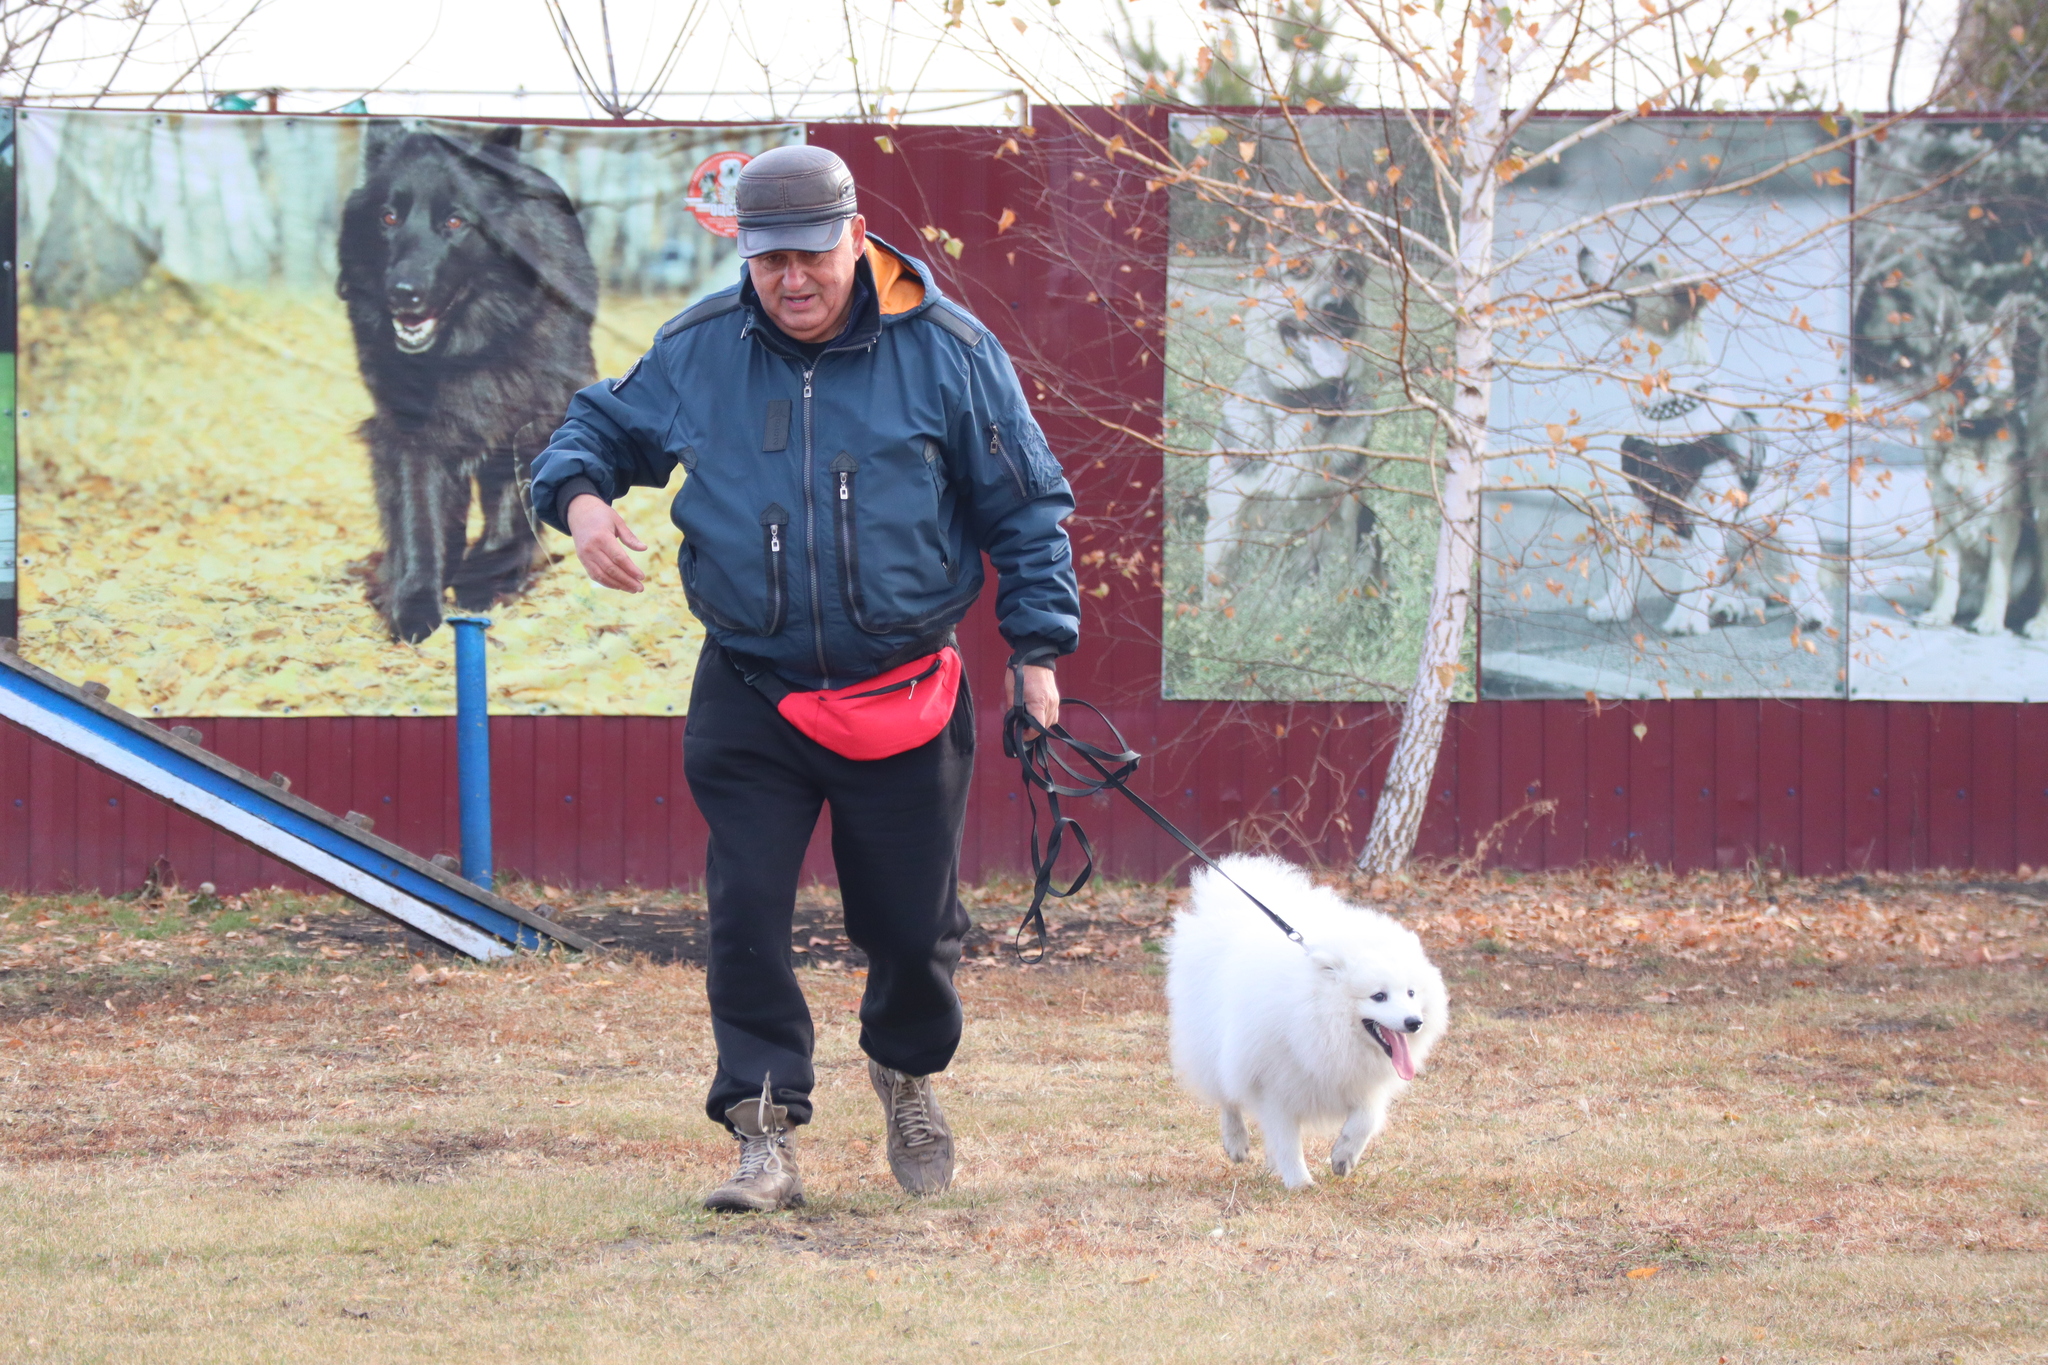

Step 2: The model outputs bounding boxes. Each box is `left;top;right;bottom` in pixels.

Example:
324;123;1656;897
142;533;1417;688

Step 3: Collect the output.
1002;666;1304;962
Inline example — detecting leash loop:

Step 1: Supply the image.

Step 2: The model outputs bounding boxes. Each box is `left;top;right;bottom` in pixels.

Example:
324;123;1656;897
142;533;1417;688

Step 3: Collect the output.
1003;666;1304;959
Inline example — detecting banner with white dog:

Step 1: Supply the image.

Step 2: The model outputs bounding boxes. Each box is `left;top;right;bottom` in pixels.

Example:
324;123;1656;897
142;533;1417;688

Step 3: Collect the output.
14;111;798;716
1481;117;1854;701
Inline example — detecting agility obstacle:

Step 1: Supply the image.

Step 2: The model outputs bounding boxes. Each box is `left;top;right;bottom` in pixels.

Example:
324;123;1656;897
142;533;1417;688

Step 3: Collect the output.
0;646;592;960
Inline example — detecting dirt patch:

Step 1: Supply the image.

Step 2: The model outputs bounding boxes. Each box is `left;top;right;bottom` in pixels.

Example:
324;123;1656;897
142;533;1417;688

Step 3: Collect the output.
1488;1001;1645;1020
504;879;1176;967
1842;1013;1954;1036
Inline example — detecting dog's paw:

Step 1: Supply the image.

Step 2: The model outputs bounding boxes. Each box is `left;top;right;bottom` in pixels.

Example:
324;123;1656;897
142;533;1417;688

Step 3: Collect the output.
1662;603;1712;636
387;593;446;644
1330;1132;1369;1176
450;576;517;612
2026;614;2048;642
1707;590;1764;625
1219;1109;1251;1163
453;545;542;609
1963;613;2012;638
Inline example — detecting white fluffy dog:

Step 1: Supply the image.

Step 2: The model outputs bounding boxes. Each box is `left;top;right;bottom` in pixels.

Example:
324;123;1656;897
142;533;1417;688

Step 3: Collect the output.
1166;856;1449;1190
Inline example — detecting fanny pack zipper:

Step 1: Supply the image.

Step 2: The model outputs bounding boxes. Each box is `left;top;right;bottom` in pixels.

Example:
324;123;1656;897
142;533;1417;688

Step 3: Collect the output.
843;652;946;699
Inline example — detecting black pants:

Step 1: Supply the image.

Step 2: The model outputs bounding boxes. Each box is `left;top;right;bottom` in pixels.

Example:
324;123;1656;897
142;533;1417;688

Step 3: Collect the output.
683;640;974;1129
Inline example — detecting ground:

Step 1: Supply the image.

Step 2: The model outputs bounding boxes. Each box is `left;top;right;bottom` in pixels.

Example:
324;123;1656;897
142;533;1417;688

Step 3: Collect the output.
1;867;2044;1364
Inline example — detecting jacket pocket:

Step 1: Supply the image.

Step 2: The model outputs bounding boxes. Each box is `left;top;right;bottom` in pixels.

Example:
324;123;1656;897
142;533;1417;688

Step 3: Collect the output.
987;422;1029;499
830;453;883;633
922;438;957;581
990;416;1064;499
678;542;746;633
759;503;790;636
678;501;790;638
830;450;976;636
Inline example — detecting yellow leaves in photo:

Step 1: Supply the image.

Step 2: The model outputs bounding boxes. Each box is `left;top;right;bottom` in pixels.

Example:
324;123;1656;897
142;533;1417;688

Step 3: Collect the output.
19;274;702;716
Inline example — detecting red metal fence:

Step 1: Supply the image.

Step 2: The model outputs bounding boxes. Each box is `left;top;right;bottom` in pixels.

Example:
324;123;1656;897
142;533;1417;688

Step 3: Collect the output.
3;118;2044;894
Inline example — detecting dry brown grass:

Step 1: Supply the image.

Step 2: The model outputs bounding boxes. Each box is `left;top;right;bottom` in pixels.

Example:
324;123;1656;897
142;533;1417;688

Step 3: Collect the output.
1;875;2044;1364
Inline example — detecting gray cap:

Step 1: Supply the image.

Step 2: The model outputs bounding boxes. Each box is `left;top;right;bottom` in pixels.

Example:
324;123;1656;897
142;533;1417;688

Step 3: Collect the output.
735;145;859;257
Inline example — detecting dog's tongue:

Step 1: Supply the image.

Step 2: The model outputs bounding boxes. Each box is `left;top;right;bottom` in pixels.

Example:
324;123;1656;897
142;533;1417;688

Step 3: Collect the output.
1387;1028;1415;1082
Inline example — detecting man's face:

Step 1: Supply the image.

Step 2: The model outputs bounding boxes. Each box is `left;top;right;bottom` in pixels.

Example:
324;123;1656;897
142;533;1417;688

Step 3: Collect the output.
748;215;868;344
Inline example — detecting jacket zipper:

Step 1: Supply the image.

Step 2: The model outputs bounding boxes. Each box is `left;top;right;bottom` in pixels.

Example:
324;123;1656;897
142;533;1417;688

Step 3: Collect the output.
760;504;789;635
923;438;955;579
830;453;879;633
989;422;1029;498
801;365;830;683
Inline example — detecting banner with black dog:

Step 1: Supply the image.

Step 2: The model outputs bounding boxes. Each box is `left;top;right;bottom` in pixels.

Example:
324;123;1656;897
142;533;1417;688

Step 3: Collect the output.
15;110;797;716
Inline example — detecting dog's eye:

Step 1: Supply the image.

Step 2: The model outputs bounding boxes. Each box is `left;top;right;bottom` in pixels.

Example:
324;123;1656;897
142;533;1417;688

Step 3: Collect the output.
380;209;398;227
444;214;465;231
1370;991;1388;1003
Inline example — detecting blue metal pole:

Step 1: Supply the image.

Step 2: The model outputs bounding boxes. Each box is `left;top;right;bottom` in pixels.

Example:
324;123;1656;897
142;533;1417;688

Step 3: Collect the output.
448;615;493;888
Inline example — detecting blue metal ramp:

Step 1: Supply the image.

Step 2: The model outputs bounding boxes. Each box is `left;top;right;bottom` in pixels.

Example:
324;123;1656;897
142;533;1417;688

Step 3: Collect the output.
0;647;593;960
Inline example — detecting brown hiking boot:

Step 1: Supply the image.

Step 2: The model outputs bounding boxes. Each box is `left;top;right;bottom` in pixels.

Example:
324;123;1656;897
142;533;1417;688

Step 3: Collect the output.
703;1094;803;1213
868;1059;954;1195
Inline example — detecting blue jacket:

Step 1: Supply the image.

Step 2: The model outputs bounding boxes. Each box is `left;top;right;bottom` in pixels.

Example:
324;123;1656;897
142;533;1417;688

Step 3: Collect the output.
530;236;1080;691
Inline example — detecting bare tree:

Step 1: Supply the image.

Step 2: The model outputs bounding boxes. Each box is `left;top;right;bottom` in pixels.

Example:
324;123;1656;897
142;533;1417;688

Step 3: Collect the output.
0;1;268;106
950;1;1959;875
544;0;707;121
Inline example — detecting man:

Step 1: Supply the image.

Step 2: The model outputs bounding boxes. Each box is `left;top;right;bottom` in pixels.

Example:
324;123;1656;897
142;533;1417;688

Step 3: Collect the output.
529;145;1079;1212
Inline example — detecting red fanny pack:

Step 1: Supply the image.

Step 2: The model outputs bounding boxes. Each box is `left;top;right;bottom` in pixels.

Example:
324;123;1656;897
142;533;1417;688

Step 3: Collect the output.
743;647;962;761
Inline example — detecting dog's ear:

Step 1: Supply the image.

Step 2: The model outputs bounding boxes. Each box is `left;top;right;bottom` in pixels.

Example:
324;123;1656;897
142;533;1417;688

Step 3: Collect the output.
359;118;406;174
484;123;523;156
1575;245;1601;290
1307;945;1343;974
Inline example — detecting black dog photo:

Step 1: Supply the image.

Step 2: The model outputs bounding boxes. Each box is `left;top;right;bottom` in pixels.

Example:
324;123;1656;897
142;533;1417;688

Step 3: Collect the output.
339;123;599;643
17;109;790;715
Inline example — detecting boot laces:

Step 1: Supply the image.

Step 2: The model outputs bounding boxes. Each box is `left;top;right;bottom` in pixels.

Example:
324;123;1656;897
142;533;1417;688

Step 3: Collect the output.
734;1073;788;1180
735;1129;788;1180
890;1073;939;1148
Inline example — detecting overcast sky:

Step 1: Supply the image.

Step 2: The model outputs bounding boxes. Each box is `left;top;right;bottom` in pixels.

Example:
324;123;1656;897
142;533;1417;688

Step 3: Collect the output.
16;0;1952;125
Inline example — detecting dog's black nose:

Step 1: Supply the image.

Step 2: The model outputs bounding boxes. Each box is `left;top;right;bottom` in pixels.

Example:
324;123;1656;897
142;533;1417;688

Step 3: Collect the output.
388;280;425;312
1315;296;1362;335
1403;1016;1422;1033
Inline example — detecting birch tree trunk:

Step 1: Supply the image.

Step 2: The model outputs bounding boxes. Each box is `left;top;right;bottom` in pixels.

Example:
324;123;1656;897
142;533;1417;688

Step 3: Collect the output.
1357;31;1503;875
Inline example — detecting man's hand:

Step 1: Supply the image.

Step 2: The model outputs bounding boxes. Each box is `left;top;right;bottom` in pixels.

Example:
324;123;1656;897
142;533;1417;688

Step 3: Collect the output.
1019;663;1059;730
567;493;648;593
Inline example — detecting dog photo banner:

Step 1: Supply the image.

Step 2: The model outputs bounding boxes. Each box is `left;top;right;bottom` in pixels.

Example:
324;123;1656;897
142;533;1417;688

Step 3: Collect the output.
1848;120;2048;701
1479;117;1853;701
1160;114;1471;704
16;111;800;716
0;109;15;643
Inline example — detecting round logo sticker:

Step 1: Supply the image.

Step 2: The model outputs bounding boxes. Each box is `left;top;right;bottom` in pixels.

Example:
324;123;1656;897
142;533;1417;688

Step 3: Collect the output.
685;151;751;238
